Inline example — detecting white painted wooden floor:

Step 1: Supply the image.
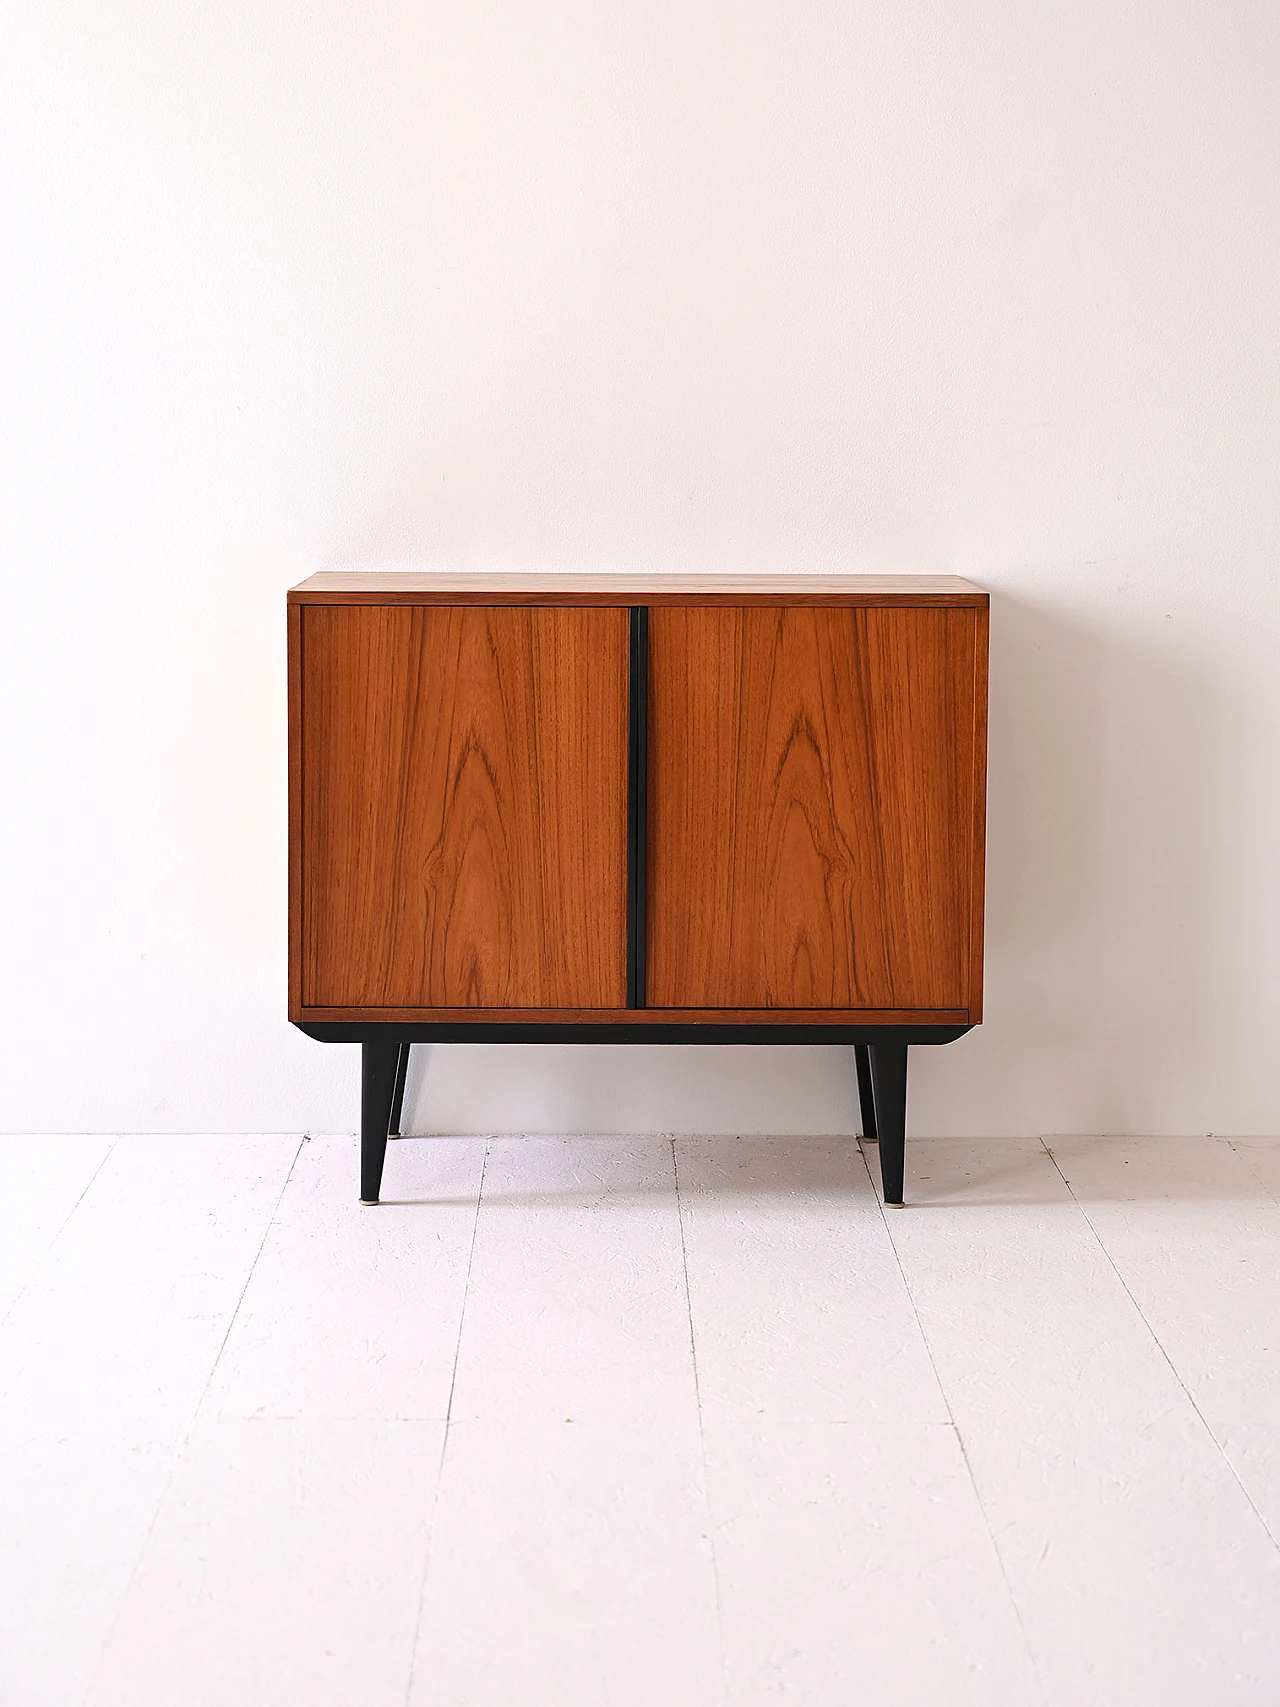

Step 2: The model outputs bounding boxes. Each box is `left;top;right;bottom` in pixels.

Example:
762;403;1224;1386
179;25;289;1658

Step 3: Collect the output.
3;1133;1280;1707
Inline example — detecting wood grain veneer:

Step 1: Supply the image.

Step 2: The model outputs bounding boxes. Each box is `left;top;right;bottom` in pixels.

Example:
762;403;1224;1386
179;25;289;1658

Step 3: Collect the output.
645;605;981;1012
294;604;628;1013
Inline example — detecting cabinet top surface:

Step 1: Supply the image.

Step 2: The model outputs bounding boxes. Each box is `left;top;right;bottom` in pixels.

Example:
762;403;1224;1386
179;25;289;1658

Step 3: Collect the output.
289;571;987;606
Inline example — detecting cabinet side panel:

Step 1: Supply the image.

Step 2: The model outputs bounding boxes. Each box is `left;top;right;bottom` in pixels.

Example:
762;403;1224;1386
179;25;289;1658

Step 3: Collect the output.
300;605;627;1009
647;606;977;1010
288;601;304;1019
967;602;989;1021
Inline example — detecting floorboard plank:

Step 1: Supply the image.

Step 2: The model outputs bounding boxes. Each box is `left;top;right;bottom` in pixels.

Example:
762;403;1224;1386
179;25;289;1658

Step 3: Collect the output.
675;1135;950;1425
678;1136;1041;1704
1048;1135;1280;1547
446;1138;700;1428
411;1419;722;1707
87;1418;441;1707
0;1135;298;1707
204;1135;486;1421
884;1138;1280;1707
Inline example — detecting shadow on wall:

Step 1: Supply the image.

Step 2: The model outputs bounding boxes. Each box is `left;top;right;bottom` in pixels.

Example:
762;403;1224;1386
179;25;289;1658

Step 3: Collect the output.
913;585;1217;1137
403;588;1218;1140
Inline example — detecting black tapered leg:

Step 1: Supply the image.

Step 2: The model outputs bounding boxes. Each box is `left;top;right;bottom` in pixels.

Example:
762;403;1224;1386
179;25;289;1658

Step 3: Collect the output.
388;1042;411;1138
868;1043;908;1205
854;1045;878;1144
360;1041;401;1204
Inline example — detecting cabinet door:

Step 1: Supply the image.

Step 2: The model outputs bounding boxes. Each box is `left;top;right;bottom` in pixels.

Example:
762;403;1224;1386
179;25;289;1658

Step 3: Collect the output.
646;605;982;1012
297;604;628;1010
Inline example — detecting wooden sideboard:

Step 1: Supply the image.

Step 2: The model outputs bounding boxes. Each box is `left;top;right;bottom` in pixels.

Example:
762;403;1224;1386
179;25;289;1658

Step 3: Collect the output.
288;573;989;1204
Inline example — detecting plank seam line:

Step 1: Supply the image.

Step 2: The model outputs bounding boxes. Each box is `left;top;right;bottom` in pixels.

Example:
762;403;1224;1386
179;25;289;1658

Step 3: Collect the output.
402;1137;489;1707
672;1137;730;1696
1228;1139;1280;1210
0;1134;119;1335
867;1142;1050;1705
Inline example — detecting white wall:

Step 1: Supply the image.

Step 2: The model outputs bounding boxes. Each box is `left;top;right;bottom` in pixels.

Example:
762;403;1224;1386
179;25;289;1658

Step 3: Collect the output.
3;0;1278;1137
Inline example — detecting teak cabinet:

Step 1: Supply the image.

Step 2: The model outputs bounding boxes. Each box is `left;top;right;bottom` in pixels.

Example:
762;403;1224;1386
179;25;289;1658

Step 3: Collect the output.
288;573;989;1204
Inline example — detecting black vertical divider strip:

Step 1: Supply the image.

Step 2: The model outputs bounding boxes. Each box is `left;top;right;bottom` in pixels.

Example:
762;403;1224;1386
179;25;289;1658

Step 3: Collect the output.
626;606;649;1007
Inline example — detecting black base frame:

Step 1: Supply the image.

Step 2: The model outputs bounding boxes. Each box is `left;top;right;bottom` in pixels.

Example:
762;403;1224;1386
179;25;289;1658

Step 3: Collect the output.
297;1021;972;1208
